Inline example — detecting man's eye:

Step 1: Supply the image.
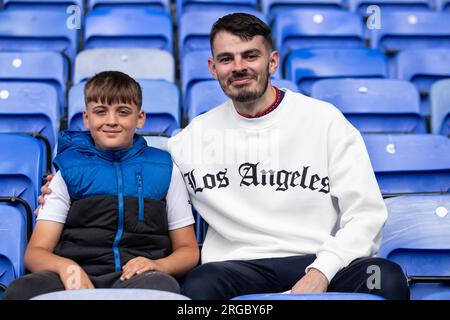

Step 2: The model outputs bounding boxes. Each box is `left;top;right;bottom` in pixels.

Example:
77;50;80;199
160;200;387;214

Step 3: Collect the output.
220;57;231;63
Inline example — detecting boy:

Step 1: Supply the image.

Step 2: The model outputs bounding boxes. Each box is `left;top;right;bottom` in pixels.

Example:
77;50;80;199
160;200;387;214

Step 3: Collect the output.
4;71;199;300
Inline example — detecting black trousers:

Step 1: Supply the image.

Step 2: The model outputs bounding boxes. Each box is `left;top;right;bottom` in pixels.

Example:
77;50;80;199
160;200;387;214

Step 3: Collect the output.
3;270;180;300
181;255;410;300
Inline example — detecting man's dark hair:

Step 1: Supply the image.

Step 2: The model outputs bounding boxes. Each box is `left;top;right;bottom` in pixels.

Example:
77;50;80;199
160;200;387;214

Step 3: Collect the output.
84;71;142;110
210;13;274;53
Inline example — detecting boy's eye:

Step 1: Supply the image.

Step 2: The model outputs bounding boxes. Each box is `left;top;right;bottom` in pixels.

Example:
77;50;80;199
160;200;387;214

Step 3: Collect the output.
94;109;106;115
118;109;132;116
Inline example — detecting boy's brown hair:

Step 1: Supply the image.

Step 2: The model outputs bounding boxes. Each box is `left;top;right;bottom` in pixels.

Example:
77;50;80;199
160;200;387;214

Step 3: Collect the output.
84;71;142;109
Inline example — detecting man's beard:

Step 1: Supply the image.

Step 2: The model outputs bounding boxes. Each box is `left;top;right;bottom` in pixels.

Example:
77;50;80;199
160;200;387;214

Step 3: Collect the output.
219;66;270;103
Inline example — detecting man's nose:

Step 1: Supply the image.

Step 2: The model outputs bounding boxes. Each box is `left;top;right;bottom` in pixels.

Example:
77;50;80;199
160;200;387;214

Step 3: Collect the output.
232;57;247;72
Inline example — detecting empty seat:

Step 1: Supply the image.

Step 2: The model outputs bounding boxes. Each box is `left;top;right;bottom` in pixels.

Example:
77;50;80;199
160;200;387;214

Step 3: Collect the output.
363;134;450;196
395;49;450;116
3;0;83;11
84;9;173;53
436;0;450;10
0;51;68;115
143;135;169;151
421;291;450;300
273;9;365;65
181;50;213;108
430;79;450;137
0;10;79;62
379;194;450;299
0;82;59;174
179;9;266;59
88;0;170;12
348;0;432;14
285;48;387;95
176;0;258;19
232;293;385;300
69;80;180;136
311;79;425;133
74;48;175;83
371;11;450;53
261;0;344;21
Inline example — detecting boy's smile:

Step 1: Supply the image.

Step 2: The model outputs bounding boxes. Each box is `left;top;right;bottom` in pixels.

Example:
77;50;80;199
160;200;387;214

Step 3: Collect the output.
83;101;146;151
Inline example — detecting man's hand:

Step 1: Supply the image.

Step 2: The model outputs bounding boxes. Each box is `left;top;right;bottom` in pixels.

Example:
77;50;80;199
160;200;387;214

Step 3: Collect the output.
291;268;329;294
34;174;53;216
58;263;95;290
120;257;167;281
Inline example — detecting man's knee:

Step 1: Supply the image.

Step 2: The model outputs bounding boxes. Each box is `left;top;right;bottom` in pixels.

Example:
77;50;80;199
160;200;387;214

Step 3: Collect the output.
181;262;230;300
366;258;410;300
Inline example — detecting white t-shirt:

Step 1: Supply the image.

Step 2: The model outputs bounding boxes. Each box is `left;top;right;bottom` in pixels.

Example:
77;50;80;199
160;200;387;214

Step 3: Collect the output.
38;163;195;230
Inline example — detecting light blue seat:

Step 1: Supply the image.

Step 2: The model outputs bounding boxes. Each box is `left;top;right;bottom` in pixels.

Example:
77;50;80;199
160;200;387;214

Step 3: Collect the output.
436;0;450;10
430;79;450;137
421;291;450;300
285;48;387;95
0;51;68;116
348;0;432;14
179;9;266;59
370;11;450;53
32;288;191;300
363;134;450;196
3;0;83;11
395;49;450;116
143;135;169;151
88;0;170;12
74;48;175;84
84;9;173;54
69;80;180;136
176;0;258;20
273;9;365;65
232;293;385;300
0;9;79;62
379;194;450;300
0;82;59;174
261;0;344;21
187;79;298;122
311;79;425;133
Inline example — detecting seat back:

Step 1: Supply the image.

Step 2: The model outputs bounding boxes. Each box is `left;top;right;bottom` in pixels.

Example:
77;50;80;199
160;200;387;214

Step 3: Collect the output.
430;79;450;137
176;0;258;20
233;292;385;300
88;0;170;12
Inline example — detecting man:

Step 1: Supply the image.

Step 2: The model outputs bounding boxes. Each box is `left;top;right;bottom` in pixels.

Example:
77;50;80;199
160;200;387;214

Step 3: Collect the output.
167;13;409;300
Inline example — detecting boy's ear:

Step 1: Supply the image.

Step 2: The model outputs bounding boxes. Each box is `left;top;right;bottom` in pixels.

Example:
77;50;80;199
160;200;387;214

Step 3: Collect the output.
136;109;146;129
82;111;90;129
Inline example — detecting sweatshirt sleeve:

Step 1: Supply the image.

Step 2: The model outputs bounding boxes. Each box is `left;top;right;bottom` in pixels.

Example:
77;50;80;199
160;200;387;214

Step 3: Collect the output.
305;108;387;283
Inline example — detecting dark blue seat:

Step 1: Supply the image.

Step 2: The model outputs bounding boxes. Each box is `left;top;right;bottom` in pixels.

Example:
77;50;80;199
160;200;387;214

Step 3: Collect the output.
421;291;450;300
3;0;83;11
371;11;450;53
436;0;450;10
0;10;79;63
430;79;450;137
0;51;68;116
69;80;180;136
348;0;432;15
395;49;450;116
232;293;385;300
176;0;258;20
84;9;173;53
284;48;388;95
379;194;450;300
88;0;170;12
0;82;59;175
311;79;426;133
363;134;450;196
273;9;365;65
261;0;344;21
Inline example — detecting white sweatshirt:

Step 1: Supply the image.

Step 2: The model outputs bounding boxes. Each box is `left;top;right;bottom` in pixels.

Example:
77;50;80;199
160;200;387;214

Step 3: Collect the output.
168;89;387;283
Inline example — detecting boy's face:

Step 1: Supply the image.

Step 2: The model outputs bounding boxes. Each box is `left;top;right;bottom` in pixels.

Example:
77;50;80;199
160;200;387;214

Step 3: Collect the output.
83;101;145;151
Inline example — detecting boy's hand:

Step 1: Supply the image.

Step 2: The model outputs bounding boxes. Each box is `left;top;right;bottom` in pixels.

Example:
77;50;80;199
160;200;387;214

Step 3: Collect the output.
58;263;95;290
34;174;53;216
121;257;167;281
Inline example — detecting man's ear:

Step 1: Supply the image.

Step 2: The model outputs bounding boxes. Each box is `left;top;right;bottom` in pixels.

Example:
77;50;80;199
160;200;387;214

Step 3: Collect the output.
269;50;280;76
208;57;218;80
136;109;146;129
82;110;90;129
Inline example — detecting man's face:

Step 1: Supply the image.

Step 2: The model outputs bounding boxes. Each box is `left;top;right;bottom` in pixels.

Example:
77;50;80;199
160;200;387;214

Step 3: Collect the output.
208;32;279;103
83;101;145;151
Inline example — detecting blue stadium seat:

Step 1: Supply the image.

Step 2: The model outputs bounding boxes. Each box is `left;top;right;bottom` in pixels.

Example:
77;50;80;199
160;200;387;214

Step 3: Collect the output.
0;82;59;174
395;49;450;116
143;135;169;151
88;0;170;12
348;0;432;14
3;0;83;11
421;291;450;300
74;48;175;83
430;79;450;137
0;51;68;115
436;0;450;10
363;134;450;196
261;0;344;21
176;0;258;20
179;9;267;59
187;79;298;122
379;194;450;300
284;48;388;95
273;9;365;65
311;79;426;133
370;11;450;53
69;80;180;136
232;293;385;300
0;10;79;62
84;9;173;54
